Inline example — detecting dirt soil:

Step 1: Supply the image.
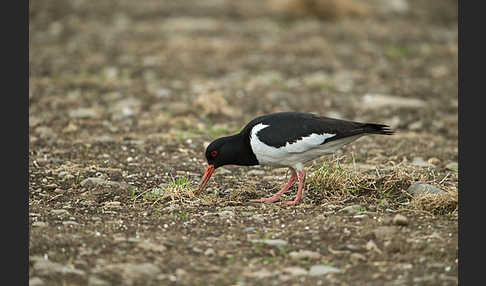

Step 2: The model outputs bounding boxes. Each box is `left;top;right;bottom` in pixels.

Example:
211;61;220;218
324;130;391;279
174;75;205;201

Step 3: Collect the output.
29;0;458;285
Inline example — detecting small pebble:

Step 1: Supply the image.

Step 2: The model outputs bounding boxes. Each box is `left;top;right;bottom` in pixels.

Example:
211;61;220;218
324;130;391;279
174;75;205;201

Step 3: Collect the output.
350;253;367;262
392;214;409;226
289;250;321;260
62;221;79;226
204;248;215;256
308;265;341;276
250;239;288;247
29;277;44;286
408;182;446;197
282;267;308;276
445;162;458;171
339;204;362;215
50;209;69;216
32;221;48;227
217;210;234;217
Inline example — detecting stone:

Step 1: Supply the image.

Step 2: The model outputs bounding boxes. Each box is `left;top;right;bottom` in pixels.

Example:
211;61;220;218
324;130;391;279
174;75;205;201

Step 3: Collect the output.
282;267;308;276
427;157;441;165
32;221;48;227
33;259;85;276
80;177;106;186
104;263;160;281
392;214;409;226
408;182;447;197
251;239;288;247
350;253;367;262
366;240;382;254
69;108;98;119
289;250;321;260
87;276;110;286
50;209;69;216
63;122;79;133
29;277;44;286
217;210;234;217
411;157;435;168
204;248;215;256
338;204;362;215
326;204;338;210
138;241;167;253
373;226;398;239
95;135;116;143
57;171;70;178
308;265;341;276
104;201;122;209
35;126;56;139
62;221;79;226
247;269;274;278
353;214;369;219
379;0;409;14
247;170;265;176
154;88;171;98
361;94;425;109
175;268;188;277
217;168;232;174
109;98;142;120
193;90;241;117
408;121;423;131
445;162;458;171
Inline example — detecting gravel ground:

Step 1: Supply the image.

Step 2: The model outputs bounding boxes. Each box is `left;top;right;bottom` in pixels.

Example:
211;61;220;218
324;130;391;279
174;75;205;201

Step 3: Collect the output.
29;0;458;285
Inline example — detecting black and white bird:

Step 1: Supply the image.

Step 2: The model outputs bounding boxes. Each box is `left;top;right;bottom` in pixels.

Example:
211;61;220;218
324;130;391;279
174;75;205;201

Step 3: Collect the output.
196;112;393;205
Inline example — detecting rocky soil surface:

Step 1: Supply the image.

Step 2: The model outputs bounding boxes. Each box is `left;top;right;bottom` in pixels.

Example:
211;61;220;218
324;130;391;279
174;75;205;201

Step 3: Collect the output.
29;0;458;285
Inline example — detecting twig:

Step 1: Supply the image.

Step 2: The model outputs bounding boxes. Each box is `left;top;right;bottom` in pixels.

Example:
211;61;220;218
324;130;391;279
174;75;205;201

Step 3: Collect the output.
47;194;63;202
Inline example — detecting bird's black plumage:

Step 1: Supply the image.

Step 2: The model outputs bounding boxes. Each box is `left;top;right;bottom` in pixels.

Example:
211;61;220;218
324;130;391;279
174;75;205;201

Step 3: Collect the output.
240;112;393;148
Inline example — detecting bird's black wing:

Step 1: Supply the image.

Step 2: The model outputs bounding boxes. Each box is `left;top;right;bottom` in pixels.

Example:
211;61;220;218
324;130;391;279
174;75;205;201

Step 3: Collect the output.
241;112;392;149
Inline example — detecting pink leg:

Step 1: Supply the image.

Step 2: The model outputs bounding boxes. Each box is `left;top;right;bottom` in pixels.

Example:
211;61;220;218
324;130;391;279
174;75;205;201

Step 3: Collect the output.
284;170;306;205
250;169;297;203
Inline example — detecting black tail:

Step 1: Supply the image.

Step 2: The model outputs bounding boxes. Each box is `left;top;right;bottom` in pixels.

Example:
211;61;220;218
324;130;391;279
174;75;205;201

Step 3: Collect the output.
362;123;394;135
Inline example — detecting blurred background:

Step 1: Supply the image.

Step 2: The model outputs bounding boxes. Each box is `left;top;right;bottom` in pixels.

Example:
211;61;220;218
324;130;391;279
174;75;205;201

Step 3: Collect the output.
29;0;458;165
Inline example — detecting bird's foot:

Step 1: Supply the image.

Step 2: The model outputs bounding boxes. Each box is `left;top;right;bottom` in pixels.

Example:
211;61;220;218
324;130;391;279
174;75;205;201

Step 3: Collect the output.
250;195;281;203
283;199;300;206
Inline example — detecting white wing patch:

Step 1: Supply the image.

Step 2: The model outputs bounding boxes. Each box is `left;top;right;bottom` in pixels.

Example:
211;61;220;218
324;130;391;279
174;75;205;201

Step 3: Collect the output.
284;132;336;153
250;123;270;138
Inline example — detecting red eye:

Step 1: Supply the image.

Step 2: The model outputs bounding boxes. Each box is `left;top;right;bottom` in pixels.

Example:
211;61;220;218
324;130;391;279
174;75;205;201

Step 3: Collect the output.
211;150;218;157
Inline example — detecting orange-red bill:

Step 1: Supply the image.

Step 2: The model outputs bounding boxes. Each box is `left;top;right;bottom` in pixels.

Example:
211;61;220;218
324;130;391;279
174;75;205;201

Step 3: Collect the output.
195;164;215;195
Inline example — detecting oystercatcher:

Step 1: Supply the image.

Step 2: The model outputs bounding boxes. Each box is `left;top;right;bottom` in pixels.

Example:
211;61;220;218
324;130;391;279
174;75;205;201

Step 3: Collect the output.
196;112;393;205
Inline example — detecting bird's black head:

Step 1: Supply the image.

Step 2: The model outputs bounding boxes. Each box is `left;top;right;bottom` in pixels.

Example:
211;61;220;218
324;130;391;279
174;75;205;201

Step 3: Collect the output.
204;136;235;169
195;134;258;196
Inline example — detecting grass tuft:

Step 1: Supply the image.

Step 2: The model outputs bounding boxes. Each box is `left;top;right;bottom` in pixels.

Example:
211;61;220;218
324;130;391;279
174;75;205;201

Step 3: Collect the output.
131;175;216;207
307;156;457;213
408;191;458;215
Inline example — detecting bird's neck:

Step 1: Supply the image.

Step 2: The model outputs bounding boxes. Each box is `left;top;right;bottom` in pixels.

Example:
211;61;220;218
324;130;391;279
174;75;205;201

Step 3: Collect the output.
225;133;259;166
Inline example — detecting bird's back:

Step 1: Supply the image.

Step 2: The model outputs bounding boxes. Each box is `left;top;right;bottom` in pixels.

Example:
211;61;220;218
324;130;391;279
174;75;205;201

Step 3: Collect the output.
241;112;392;168
242;112;390;146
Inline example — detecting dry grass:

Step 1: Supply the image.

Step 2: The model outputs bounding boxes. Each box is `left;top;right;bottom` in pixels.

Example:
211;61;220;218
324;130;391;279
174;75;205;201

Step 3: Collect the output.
307;156;458;214
131;176;214;207
409;191;458;215
309;156;414;202
129;158;458;215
